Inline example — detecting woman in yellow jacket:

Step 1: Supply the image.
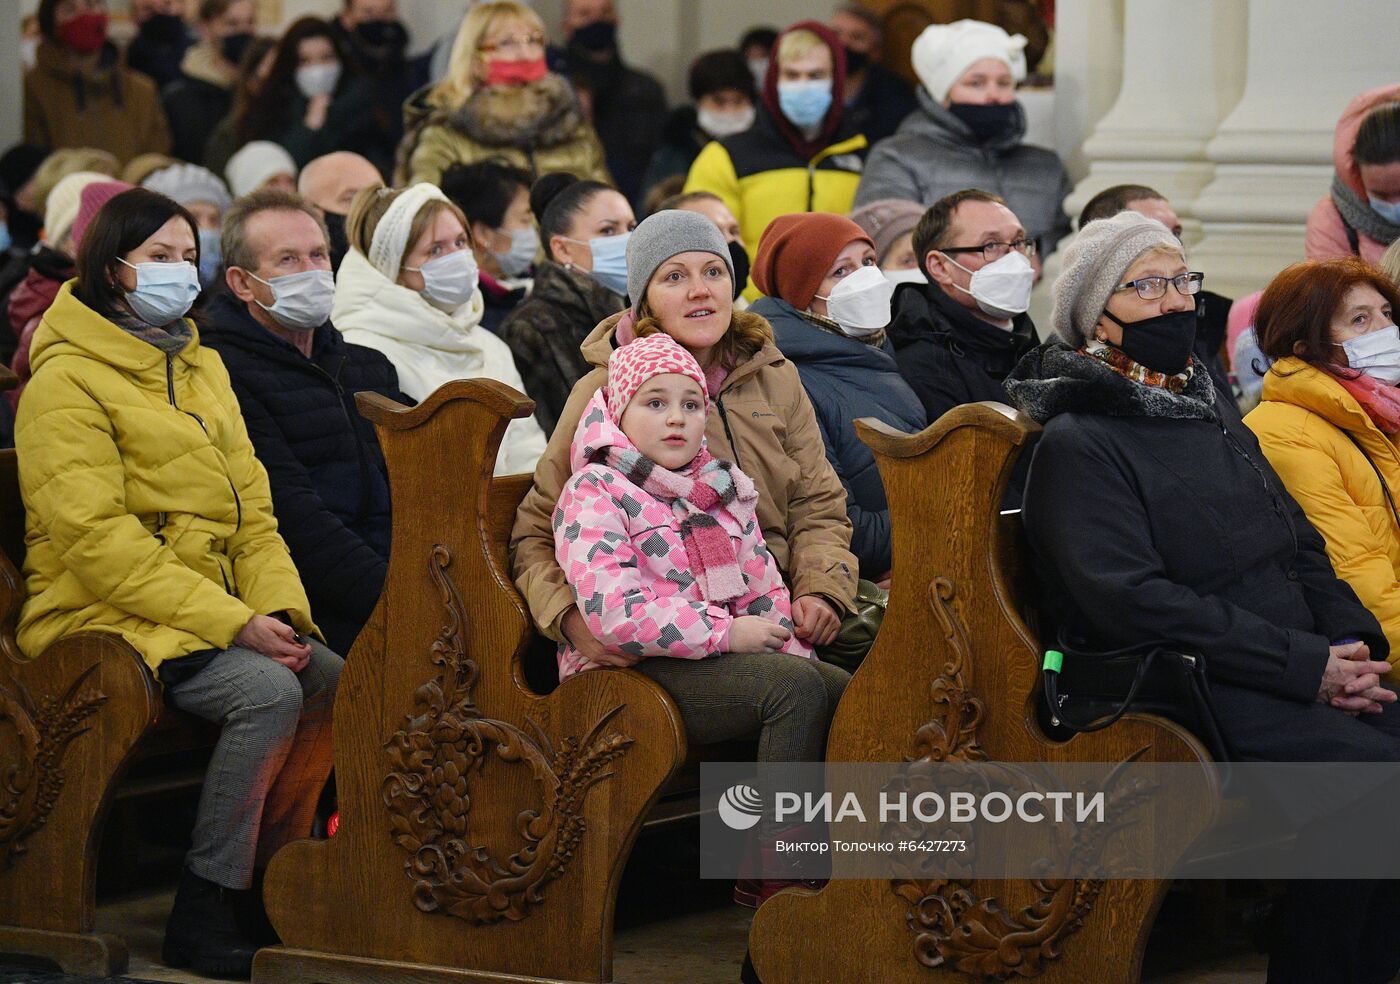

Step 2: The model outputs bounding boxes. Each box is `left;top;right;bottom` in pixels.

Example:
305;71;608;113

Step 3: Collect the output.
15;188;342;978
1247;257;1400;678
684;21;867;299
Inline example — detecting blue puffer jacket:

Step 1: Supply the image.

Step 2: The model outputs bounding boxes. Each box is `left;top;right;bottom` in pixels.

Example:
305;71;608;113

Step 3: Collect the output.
755;296;926;577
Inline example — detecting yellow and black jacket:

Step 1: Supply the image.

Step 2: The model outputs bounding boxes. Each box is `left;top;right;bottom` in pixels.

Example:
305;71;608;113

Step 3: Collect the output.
685;107;867;299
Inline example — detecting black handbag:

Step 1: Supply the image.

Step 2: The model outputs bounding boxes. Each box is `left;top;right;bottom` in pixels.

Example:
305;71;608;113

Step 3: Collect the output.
1040;635;1233;762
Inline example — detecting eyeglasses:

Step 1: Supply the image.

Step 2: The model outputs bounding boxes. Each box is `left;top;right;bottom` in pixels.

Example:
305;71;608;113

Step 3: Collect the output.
1113;272;1205;300
478;35;545;55
939;238;1037;263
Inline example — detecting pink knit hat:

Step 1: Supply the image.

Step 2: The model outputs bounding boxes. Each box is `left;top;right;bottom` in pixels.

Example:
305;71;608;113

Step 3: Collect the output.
71;180;135;253
606;333;708;422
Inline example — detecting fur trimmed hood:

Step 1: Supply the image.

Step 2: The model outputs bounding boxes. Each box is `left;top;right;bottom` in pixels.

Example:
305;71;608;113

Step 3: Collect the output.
449;73;587;150
1006;341;1219;424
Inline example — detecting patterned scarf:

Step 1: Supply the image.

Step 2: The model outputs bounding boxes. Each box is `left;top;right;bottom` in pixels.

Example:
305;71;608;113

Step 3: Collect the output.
1330;368;1400;435
1082;339;1193;394
597;442;756;603
111;310;192;354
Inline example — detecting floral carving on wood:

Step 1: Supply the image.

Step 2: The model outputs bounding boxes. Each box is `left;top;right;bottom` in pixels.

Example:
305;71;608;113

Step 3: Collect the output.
0;663;107;867
910;577;987;764
890;577;1157;978
382;544;633;924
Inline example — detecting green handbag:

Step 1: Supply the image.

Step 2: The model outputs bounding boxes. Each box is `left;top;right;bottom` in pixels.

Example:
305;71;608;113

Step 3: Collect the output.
816;579;888;672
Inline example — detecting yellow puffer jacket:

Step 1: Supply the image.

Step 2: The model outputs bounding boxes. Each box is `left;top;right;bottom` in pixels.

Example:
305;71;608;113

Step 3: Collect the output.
15;282;316;672
683;109;867;300
1246;357;1400;677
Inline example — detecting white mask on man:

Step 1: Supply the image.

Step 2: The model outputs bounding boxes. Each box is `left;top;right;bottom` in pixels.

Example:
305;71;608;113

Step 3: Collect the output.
942;249;1035;321
815;264;895;338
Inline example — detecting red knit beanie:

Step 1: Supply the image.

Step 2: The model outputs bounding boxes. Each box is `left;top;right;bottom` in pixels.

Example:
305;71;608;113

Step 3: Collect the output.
751;212;875;310
71;180;134;253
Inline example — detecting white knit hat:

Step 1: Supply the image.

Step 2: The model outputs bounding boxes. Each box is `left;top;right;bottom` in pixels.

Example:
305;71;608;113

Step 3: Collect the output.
1051;212;1183;347
142;162;232;212
910;19;1027;104
45;171;112;247
225;141;298;198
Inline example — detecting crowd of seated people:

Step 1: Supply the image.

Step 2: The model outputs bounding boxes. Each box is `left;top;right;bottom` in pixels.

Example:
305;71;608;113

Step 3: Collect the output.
7;2;1400;981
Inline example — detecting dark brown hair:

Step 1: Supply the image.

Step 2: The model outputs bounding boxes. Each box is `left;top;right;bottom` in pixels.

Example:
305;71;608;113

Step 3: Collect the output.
1078;184;1164;230
235;17;344;145
911;188;1007;269
76;188;198;321
1256;257;1400;365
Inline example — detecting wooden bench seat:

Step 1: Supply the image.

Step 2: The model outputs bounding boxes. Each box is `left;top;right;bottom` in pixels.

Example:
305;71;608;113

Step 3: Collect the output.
0;446;220;976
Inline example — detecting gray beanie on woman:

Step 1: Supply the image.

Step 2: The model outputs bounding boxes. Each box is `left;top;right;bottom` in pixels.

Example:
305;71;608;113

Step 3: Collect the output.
1052;212;1182;346
626;209;733;309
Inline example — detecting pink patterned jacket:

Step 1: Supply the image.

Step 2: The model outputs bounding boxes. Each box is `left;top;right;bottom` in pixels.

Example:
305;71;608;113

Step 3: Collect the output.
552;390;814;680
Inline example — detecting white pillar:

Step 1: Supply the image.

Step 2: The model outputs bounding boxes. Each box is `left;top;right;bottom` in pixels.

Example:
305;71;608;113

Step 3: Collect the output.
1190;0;1400;298
1066;0;1247;244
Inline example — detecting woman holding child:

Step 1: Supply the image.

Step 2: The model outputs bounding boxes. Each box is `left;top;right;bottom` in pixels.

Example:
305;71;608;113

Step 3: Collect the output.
512;209;856;907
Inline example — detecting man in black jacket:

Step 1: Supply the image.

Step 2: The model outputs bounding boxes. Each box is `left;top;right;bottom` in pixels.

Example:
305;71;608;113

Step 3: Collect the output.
200;188;408;655
888;189;1039;423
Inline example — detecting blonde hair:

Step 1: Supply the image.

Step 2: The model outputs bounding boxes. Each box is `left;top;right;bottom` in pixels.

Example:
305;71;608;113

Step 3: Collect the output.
632;307;774;372
346;185;471;272
431;1;545;109
776;28;827;67
31;148;120;216
1381;238;1400;289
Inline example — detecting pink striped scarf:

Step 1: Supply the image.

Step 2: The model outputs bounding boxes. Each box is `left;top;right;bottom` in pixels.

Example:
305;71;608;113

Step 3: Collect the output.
598;443;756;602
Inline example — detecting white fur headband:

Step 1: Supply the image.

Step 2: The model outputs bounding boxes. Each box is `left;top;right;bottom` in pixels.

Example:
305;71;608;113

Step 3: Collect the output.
368;183;451;280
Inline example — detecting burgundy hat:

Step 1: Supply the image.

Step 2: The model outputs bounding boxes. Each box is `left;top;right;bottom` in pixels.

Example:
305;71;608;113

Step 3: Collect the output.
71;180;135;253
751;212;874;310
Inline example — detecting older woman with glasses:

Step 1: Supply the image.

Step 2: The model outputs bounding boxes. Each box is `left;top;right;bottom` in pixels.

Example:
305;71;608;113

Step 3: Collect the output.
396;0;609;186
1006;212;1400;983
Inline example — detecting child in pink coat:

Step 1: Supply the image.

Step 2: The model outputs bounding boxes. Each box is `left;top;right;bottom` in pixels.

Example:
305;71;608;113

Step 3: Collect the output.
554;332;815;680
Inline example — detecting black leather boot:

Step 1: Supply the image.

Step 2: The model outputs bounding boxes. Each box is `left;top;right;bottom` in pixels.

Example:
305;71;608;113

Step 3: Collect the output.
162;867;259;979
234;867;280;947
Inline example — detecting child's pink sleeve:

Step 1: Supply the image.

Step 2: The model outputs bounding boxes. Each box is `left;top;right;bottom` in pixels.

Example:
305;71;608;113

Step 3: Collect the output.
729;514;814;659
554;467;736;660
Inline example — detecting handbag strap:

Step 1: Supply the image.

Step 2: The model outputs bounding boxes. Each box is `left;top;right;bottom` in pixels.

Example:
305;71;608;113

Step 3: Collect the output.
1343;430;1400;532
1040;644;1161;733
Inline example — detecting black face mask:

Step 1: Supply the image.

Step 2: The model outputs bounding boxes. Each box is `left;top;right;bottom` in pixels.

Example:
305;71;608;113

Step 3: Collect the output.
727;240;750;301
324;211;350;274
220;32;255;67
843;45;869;74
1105;308;1198;376
947;101;1017;143
141;12;187;43
354;19;408;53
571;20;617;53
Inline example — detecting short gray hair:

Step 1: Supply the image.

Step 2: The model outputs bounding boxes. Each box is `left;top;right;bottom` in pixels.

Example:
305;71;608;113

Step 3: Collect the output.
221;188;330;274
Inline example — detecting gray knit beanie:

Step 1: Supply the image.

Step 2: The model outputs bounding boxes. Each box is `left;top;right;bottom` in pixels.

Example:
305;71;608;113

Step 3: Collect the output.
626;209;733;309
1052;211;1183;346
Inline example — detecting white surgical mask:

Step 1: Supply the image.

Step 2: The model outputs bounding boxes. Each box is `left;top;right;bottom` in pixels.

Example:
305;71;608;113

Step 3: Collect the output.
1342;325;1400;386
406;249;479;311
883;266;927;286
697;105;755;139
493;226;538;278
119;258;201;326
943;249;1035;321
815;264;894;338
295;61;342;99
747;57;768;88
248;268;336;331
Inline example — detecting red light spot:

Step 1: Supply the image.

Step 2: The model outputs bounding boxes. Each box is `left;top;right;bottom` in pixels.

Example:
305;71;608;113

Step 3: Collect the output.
327;810;340;837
